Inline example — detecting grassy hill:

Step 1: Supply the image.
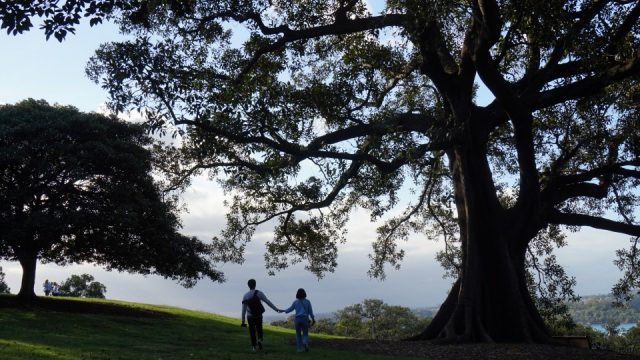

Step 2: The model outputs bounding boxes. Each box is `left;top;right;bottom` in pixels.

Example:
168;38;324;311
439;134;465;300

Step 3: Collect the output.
0;294;412;359
2;295;639;360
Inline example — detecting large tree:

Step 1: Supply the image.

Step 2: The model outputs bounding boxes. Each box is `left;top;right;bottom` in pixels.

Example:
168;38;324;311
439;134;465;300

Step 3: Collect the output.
5;0;640;344
0;99;224;300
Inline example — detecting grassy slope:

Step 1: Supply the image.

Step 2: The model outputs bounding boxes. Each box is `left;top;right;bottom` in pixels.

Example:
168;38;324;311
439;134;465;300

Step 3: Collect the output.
0;296;418;359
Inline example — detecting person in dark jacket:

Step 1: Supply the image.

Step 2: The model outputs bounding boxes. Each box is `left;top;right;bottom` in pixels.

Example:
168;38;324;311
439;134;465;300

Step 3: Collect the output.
241;279;282;352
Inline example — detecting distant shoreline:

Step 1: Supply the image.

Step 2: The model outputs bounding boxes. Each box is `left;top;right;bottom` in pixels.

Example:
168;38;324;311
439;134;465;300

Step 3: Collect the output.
590;322;637;334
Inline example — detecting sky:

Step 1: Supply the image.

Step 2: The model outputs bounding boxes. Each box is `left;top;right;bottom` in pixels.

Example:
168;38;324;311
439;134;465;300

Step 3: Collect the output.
0;7;632;319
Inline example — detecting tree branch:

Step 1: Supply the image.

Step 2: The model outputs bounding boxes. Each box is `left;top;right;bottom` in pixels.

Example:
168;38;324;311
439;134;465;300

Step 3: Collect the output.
417;20;458;92
549;210;640;237
173;111;452;174
606;1;640;55
545;182;610;205
541;162;640;205
474;0;502;50
553;161;640;187
534;53;640;110
523;0;610;97
205;11;407;80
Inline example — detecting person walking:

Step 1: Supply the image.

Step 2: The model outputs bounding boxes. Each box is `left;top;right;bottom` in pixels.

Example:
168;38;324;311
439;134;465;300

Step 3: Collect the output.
284;288;315;353
51;282;59;296
241;279;282;353
43;279;52;296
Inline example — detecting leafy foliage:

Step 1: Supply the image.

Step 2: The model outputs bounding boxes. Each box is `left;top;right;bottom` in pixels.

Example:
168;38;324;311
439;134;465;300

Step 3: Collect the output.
566;294;640;325
9;0;640;343
0;266;10;294
271;316;335;334
272;298;431;341
526;225;580;326
82;0;638;279
0;99;223;297
59;274;107;298
0;1;144;41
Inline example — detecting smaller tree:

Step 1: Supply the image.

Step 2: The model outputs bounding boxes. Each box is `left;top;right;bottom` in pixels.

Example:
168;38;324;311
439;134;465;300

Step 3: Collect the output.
361;299;385;340
334;303;366;338
269;315;295;329
0;266;10;294
59;274;106;298
271;315;337;335
272;299;430;340
0;99;224;300
625;323;640;342
605;320;622;338
313;318;338;335
376;304;431;341
334;299;430;341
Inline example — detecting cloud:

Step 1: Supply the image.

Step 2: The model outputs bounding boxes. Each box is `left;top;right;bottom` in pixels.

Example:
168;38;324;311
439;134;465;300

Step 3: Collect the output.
0;172;455;317
556;229;628;295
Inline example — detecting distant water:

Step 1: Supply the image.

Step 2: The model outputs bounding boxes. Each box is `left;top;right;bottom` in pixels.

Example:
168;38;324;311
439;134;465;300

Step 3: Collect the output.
590;323;637;333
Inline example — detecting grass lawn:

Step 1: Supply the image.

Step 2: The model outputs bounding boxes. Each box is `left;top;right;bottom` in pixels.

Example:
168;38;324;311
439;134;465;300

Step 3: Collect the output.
0;295;419;359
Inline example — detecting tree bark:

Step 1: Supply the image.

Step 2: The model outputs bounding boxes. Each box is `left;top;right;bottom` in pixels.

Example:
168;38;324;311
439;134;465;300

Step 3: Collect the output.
411;221;553;343
409;135;553;343
17;256;37;300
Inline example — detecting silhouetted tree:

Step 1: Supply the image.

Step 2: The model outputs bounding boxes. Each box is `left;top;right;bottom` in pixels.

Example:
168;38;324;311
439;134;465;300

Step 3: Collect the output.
85;0;640;343
0;99;224;300
58;274;106;298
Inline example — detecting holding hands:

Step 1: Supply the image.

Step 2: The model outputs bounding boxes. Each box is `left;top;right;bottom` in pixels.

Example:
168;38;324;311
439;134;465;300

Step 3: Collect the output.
277;309;285;313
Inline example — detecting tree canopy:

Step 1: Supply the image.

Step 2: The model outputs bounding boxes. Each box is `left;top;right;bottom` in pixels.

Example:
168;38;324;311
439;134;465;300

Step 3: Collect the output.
59;273;107;298
0;99;224;299
5;0;640;345
1;0;135;41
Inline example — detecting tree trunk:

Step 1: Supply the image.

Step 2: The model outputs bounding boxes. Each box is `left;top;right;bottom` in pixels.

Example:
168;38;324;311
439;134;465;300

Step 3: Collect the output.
409;138;552;343
409;196;552;343
411;233;552;343
17;256;37;300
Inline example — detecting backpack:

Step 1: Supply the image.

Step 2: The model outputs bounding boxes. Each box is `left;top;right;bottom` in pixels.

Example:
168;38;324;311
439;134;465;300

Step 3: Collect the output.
243;290;265;316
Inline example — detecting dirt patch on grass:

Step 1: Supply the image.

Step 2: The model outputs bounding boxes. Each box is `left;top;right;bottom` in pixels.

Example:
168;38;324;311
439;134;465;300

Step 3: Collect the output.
311;338;640;359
